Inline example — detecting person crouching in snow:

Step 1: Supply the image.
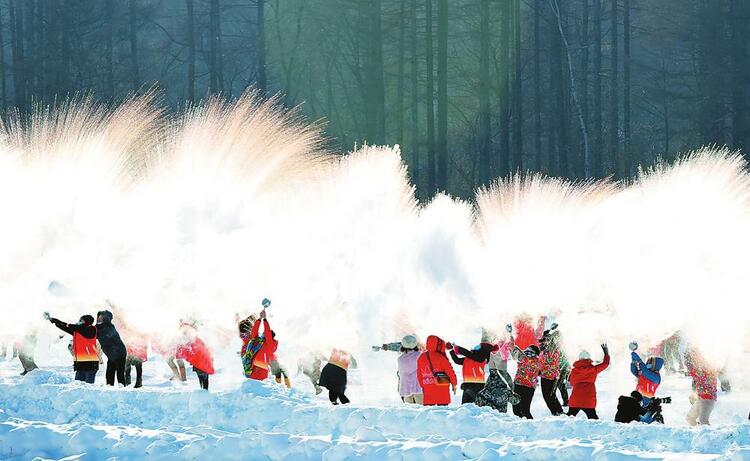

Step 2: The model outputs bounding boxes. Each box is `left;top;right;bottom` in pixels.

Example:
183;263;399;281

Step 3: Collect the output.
450;340;498;404
240;310;278;381
417;335;457;406
96;310;128;386
378;334;423;404
319;348;357;405
48;314;99;383
684;347;717;426
175;322;215;390
511;344;541;419
567;344;610;419
538;329;564;416
476;326;518;413
630;350;663;406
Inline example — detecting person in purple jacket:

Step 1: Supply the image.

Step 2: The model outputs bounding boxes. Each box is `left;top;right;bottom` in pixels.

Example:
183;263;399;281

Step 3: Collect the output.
378;335;423;404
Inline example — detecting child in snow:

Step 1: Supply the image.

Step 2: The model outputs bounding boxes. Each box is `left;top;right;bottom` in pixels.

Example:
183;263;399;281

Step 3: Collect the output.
684;348;717;425
417;335;457;406
538;328;564;416
511;344;541;419
614;391;647;423
567;344;610;419
630;351;663;406
96;310;128;386
48;314;99;383
175;322;215;390
240;310;278;381
476;326;518;413
319;348;357;405
379;335;423;404
450;339;498;404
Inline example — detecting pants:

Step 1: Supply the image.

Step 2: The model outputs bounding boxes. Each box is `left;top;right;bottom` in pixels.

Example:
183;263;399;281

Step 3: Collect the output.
461;383;485;404
512;384;535;419
75;369;97;383
106;357;127;386
687;398;715;425
403;394;424;404
125;356;143;388
541;378;564;415
557;369;570;405
168;357;187;381
18;351;38;374
329;390;350;405
271;360;292;388
568;407;599;419
195;368;209;390
476;371;514;413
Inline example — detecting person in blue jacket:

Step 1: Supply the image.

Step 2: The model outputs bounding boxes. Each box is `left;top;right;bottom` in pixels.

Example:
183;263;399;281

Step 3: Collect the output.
630;351;663;407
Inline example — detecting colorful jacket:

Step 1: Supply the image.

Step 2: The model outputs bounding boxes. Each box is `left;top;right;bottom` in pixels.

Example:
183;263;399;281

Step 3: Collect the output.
630;352;662;398
450;343;496;385
176;337;215;375
417;336;457;405
539;349;561;381
685;351;718;401
241;319;278;380
512;347;541;388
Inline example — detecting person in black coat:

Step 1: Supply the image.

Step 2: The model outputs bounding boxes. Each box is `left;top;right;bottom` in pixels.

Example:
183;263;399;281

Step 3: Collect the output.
96;310;128;386
615;391;647;423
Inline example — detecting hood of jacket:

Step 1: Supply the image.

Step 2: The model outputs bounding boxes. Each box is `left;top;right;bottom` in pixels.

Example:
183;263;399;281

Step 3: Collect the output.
97;310;113;324
426;335;447;353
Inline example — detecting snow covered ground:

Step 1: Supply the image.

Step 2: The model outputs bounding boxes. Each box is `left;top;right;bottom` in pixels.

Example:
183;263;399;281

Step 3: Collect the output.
2;349;750;460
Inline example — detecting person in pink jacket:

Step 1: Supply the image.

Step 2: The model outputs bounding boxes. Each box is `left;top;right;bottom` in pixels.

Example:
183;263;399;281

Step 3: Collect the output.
685;347;718;425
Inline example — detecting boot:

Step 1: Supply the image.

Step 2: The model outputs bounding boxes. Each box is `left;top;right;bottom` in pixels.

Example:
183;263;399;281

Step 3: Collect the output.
275;377;282;384
284;377;292;388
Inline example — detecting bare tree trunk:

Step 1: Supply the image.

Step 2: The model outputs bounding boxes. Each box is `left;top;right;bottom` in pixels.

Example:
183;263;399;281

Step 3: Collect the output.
498;0;510;178
105;0;114;100
0;2;7;110
623;0;631;174
59;0;70;96
9;0;25;111
410;0;420;194
609;0;619;176
533;0;542;172
512;0;523;172
550;0;590;176
128;0;140;92
24;0;34;102
435;0;448;191
397;0;406;147
730;0;747;154
478;0;491;184
209;0;224;94
186;0;195;102
256;0;266;94
592;0;602;177
425;0;435;193
581;0;589;176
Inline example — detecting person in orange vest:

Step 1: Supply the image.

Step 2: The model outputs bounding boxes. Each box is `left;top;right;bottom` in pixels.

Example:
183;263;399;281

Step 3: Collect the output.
449;341;498;404
239;310;278;381
417;336;458;406
48;313;99;383
319;348;357;405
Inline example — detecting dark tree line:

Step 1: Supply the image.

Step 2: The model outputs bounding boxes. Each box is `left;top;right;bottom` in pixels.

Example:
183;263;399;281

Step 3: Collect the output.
0;0;748;199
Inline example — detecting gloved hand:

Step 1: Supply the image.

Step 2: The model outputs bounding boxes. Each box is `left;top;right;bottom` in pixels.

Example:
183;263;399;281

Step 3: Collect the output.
453;345;461;354
601;343;609;355
505;324;513;333
631;351;640;362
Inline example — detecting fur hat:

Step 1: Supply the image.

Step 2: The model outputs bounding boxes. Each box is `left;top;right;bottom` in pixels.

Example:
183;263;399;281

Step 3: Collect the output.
578;350;591;360
401;335;418;349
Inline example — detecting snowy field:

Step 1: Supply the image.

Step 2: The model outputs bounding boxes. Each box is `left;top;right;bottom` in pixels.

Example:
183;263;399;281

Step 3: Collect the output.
2;346;750;461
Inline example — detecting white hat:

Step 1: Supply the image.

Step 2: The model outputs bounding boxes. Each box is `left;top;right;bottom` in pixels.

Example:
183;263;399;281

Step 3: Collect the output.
402;335;418;349
578;350;591;360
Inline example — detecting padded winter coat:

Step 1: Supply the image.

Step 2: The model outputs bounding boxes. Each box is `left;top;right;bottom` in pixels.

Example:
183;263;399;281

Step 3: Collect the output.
176;337;215;375
630;352;663;398
569;355;610;409
417;336;457;405
96;310;127;361
685;353;718;401
397;350;422;396
241;319;278;380
539;349;561;381
512;347;541;389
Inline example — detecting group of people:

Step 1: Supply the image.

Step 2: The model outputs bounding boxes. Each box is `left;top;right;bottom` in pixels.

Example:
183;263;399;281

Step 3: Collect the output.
378;320;721;426
3;308;722;426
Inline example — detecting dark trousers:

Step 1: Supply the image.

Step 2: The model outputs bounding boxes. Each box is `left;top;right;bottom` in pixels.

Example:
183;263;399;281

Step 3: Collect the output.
329;390;350;405
557;370;570;405
461;383;485;404
19;351;38;374
75;369;97;383
106;357;126;386
541;378;564;415
568;407;599;419
125;356;143;388
195;369;209;390
512;384;535;419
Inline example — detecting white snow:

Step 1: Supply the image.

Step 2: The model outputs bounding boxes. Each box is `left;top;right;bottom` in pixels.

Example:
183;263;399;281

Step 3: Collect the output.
2;350;750;460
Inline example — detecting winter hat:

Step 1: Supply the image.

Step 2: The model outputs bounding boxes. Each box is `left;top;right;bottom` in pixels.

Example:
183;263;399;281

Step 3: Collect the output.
524;345;540;358
578;350;591;360
80;315;95;325
480;328;495;343
401;335;418;349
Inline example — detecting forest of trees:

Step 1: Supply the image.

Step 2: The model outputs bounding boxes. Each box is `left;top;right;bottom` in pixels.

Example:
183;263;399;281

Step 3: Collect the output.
0;0;748;199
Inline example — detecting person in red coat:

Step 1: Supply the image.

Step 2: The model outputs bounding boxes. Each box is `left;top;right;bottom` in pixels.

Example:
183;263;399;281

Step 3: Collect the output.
567;344;610;419
175;323;215;390
240;310;278;381
417;335;457;406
